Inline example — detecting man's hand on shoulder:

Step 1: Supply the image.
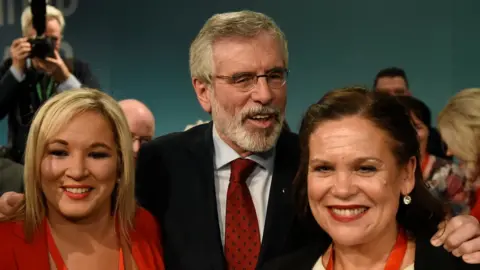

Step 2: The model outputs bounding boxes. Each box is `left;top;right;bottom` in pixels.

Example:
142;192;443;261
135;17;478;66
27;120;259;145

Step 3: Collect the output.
431;215;480;264
0;192;24;218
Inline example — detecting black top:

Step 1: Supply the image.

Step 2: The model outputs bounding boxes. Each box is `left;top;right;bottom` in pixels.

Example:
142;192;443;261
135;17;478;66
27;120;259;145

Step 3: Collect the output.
263;233;479;270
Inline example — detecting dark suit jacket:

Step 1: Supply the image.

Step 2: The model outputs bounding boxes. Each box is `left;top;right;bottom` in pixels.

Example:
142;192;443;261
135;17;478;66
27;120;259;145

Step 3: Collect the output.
135;123;324;270
0;158;23;196
263;234;478;270
0;58;100;164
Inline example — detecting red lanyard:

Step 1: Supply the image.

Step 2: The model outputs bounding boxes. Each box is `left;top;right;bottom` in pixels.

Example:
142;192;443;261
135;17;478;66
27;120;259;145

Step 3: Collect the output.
326;228;408;270
45;222;125;270
421;155;430;173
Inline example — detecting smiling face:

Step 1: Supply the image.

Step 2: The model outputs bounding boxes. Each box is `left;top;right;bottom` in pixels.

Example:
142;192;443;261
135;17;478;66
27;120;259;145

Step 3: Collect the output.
194;31;287;154
40;110;119;222
307;116;415;246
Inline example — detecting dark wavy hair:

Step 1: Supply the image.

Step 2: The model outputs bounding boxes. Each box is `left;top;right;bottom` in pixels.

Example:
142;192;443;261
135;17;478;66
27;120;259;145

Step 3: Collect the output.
396;96;432;128
374;67;409;88
294;87;445;239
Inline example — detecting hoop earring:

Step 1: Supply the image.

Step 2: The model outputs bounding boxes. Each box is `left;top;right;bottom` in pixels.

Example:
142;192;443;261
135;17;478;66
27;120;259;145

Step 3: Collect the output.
403;195;412;205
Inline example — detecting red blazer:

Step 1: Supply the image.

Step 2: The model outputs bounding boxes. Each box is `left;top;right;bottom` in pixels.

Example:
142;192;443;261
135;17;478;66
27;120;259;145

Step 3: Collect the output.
0;207;165;270
470;188;480;221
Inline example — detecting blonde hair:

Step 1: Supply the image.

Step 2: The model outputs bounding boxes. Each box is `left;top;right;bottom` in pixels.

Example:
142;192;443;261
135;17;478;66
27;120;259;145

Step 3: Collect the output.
21;5;66;36
189;10;288;84
438;88;480;174
5;88;136;242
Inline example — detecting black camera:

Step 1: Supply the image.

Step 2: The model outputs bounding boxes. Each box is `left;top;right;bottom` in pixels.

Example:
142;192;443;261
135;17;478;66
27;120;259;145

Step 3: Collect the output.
29;36;56;59
28;0;56;59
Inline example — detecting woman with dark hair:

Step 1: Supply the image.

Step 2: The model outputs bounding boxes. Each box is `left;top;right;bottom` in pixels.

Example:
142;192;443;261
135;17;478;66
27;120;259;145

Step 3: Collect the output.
396;96;473;216
266;87;476;269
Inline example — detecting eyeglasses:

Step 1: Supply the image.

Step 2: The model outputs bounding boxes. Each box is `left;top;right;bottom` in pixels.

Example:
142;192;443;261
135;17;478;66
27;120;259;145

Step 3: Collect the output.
215;68;289;91
132;135;151;145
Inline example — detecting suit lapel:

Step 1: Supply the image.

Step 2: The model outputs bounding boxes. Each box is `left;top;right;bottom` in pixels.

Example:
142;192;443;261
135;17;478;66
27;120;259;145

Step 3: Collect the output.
188;123;226;269
257;131;299;267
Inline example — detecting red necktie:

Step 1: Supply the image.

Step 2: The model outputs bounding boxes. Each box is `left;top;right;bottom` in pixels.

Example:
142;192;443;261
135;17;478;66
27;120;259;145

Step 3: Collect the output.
224;158;260;270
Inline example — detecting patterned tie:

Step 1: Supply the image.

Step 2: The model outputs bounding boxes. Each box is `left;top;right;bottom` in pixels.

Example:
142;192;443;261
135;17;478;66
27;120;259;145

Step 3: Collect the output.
224;158;260;270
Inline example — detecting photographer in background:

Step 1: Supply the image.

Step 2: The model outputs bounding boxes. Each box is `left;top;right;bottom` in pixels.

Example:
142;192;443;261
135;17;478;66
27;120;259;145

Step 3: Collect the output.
0;4;100;164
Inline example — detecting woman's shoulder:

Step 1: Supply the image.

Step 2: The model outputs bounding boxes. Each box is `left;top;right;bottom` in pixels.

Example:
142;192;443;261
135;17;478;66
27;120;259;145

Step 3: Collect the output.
132;207;161;240
0;222;18;269
414;235;478;270
134;207;158;227
0;220;26;267
134;207;157;223
130;208;165;269
0;219;23;238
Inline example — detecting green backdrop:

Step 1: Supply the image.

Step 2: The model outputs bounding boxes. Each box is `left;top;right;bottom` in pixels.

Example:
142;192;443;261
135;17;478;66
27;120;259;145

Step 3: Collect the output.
1;0;479;144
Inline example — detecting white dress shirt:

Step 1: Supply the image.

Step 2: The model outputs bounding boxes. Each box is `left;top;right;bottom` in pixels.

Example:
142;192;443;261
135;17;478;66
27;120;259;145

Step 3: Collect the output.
212;125;275;246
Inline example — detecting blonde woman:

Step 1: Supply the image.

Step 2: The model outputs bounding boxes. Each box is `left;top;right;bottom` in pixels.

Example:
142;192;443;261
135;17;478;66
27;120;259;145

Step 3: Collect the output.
0;89;164;269
438;88;480;221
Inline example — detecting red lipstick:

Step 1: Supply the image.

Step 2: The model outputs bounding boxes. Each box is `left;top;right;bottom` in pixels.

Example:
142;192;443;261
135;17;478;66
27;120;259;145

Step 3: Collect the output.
327;205;369;223
62;185;93;200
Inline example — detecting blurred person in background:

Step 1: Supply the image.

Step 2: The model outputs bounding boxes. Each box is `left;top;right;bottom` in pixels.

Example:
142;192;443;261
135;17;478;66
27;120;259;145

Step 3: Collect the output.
374;67;411;96
373;67;450;160
397;96;473;216
438;88;480;221
118;99;155;161
0;4;99;164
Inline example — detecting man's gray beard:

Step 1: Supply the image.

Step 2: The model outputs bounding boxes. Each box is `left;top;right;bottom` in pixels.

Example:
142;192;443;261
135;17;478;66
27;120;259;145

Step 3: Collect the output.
211;96;284;153
222;117;283;153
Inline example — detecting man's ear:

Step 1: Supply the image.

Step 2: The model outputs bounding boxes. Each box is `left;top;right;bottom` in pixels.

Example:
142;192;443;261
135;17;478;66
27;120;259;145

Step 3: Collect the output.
192;77;212;113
